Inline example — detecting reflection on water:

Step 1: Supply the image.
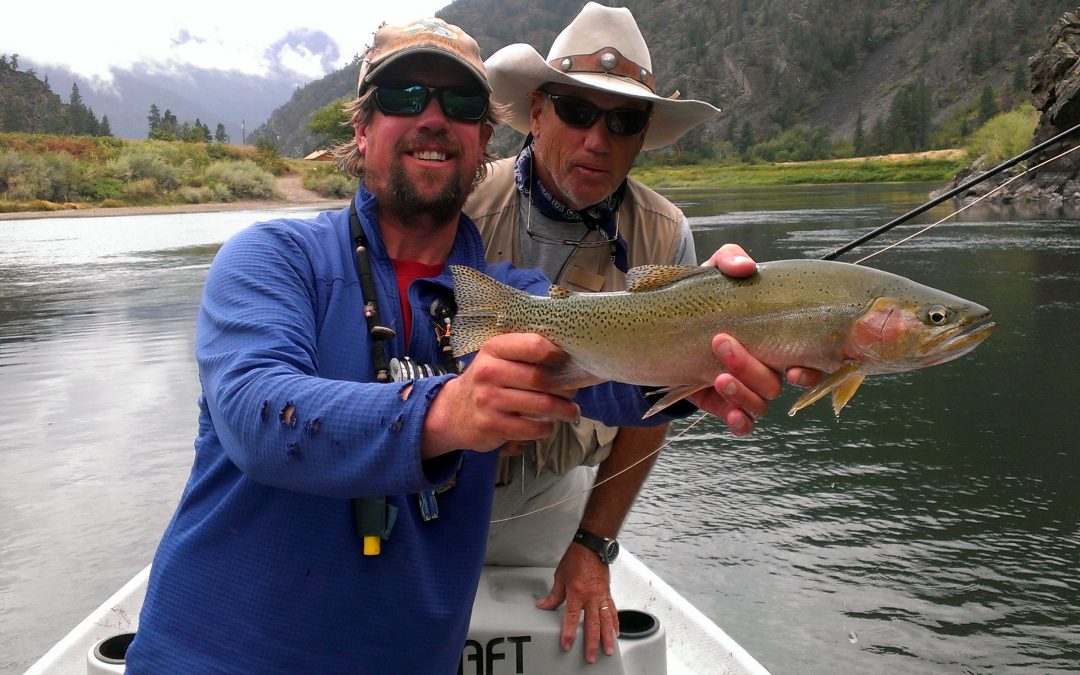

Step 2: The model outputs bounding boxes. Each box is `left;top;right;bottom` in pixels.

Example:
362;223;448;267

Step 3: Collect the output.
1;192;1078;673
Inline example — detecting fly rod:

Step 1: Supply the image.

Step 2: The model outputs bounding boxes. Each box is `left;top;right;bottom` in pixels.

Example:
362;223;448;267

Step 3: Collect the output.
820;120;1080;261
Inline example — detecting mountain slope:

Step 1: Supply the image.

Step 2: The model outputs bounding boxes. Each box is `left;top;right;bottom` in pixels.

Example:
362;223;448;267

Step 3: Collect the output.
257;0;1077;158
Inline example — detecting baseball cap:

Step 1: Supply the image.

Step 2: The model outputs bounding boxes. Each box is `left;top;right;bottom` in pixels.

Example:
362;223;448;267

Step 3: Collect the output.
356;18;490;96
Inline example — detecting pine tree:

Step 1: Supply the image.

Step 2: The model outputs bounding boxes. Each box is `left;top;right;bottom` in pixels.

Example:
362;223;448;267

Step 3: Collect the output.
1;94;27;132
978;86;996;124
68;83;88;135
147;104;162;137
214;123;228;143
853;109;865;156
151;109;180;140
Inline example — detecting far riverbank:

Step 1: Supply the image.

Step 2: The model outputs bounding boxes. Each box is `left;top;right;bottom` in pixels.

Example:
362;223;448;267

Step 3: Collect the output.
0;173;347;221
0;150;967;221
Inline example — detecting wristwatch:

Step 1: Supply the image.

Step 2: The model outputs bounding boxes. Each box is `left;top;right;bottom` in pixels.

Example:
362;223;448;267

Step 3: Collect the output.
573;528;620;564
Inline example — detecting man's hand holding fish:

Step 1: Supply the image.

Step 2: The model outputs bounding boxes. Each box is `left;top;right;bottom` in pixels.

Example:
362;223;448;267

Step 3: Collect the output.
423;332;584;457
685;245;814;435
694;245;822;435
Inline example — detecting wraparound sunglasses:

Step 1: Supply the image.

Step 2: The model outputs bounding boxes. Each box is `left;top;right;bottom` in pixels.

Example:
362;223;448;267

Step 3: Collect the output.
545;93;651;136
373;83;489;122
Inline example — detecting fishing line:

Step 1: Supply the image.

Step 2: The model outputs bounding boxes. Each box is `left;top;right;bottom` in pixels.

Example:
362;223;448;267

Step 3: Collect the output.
489;412;711;524
853;142;1080;265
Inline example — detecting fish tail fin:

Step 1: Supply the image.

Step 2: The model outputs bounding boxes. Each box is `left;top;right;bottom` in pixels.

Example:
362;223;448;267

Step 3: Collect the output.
788;360;865;417
449;265;521;357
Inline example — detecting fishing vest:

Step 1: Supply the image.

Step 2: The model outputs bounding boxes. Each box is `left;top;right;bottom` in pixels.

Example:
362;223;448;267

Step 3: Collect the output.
466;157;687;480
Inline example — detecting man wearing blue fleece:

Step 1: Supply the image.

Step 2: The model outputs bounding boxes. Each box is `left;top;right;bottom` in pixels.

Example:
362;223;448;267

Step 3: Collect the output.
126;16;783;674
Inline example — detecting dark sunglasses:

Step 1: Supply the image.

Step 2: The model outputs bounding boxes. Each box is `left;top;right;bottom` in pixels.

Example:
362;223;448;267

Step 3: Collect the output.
373;83;489;123
545;93;651;136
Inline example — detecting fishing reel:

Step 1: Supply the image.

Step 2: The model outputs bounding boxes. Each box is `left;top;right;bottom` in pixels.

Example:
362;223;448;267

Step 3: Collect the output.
388;356;450;382
386;298;462;382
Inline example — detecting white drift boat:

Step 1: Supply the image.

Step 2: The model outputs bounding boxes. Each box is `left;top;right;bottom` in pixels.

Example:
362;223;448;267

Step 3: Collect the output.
26;549;769;674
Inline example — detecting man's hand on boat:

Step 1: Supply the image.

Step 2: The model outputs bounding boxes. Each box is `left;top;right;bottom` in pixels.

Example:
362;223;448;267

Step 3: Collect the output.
536;539;621;663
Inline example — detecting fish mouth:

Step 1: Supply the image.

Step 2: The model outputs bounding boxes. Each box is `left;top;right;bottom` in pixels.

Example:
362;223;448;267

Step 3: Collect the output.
921;315;997;366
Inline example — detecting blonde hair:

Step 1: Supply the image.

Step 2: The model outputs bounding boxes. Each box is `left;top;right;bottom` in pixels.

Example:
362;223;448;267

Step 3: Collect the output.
331;89;505;183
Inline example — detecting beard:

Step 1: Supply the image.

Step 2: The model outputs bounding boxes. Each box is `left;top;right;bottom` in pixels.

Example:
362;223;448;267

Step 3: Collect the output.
369;134;479;226
382;164;470;224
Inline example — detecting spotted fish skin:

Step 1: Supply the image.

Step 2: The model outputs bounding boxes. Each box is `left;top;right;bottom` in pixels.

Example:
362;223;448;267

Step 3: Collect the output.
449;261;996;417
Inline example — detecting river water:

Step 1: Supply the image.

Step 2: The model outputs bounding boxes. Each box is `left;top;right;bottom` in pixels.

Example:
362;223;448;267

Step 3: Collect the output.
1;186;1078;673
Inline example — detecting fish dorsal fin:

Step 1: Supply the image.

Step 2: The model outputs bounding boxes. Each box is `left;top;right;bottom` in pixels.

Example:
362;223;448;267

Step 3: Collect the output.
625;265;714;293
549;284;572;299
788;360;864;416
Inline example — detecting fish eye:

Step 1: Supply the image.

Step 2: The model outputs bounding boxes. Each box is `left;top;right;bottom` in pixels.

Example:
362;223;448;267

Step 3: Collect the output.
926;306;951;325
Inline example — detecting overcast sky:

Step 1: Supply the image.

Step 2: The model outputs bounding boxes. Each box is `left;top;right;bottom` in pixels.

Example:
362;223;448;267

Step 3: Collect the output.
2;1;451;86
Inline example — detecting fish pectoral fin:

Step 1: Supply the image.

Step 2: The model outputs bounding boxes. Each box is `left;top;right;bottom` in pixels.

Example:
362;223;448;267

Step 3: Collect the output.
787;360;863;417
643;383;710;419
830;374;865;416
625;265;714;293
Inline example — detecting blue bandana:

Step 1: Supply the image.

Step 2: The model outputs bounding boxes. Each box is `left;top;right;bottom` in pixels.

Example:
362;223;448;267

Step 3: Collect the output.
513;137;630;273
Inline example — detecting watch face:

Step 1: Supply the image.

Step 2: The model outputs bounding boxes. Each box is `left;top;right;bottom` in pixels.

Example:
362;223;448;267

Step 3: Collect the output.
602;540;620;563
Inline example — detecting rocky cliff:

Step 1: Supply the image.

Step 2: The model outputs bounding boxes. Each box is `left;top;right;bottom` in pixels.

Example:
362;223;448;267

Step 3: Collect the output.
944;7;1080;204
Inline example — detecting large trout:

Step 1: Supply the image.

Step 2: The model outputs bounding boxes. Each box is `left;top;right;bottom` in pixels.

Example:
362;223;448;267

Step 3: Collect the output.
449;261;996;418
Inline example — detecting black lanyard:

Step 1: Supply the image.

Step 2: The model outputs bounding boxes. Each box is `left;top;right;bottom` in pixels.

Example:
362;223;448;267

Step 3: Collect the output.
349;197;396;382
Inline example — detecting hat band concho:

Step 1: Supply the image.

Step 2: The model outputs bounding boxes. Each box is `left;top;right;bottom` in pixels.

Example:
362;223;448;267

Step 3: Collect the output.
548;47;655;92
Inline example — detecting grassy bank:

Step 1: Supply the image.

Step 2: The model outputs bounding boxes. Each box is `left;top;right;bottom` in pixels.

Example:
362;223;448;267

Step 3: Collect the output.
632;150;968;188
0;132;973;214
0;134;294;213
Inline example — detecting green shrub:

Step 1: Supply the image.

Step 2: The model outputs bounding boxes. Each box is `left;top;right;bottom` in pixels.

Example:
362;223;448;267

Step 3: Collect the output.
203;160;277;199
179;183;232;203
112;148;181;190
0;151;50;200
206;143;241;161
303;165;354;198
83;176;125;201
964;105;1038;165
179;186;209;203
0;149;28;195
122;178;159;201
749;125;837;162
42;153;82;202
254;149;289;176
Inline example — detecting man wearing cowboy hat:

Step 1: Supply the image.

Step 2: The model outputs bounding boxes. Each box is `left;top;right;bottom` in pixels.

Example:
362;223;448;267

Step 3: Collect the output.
466;2;818;665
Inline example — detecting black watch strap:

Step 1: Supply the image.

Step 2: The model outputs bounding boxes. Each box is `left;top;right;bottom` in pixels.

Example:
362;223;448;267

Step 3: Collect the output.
573;528;620;564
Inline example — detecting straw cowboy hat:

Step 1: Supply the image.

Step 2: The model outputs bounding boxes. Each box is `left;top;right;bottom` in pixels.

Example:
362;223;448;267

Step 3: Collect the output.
485;2;720;150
